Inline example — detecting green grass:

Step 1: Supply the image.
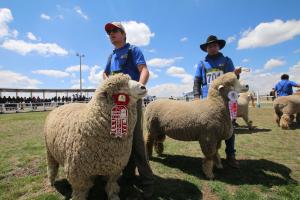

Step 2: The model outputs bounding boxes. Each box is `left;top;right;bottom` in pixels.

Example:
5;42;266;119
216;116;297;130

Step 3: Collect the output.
0;108;299;199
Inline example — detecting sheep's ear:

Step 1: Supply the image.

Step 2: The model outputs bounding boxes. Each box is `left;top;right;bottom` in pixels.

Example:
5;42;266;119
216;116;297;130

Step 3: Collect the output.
218;85;224;91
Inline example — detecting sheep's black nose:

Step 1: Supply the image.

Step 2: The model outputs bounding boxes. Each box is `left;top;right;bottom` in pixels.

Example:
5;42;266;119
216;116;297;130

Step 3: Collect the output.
245;85;249;88
141;86;146;90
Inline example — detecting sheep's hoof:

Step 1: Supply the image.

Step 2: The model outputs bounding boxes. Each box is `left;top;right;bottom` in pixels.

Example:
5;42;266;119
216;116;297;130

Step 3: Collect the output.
205;174;215;180
215;163;223;169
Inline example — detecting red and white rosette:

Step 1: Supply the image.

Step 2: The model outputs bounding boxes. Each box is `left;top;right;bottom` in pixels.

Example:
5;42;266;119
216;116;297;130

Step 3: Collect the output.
110;93;130;138
228;91;238;120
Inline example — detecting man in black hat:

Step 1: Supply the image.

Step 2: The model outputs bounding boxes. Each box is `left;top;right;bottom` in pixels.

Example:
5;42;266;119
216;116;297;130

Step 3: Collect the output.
193;35;241;168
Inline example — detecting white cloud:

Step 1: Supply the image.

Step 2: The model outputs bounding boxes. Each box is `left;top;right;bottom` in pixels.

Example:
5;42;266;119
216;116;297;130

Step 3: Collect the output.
166;66;185;75
264;58;286;70
146;48;156;53
166;66;193;83
40;13;51;20
238;19;300;49
149;70;158;79
147;57;183;68
0;8;17;38
148;83;192;97
0;70;42;88
27;32;37;41
122;21;154;46
242;58;250;63
65;65;90;72
1;39;68;56
226;35;236;44
32;69;70;78
88;65;103;86
180;37;188;42
74;6;88;20
293;48;300;54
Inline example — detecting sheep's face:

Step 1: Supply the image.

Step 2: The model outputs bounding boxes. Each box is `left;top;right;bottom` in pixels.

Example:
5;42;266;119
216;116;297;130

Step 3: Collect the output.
98;73;147;104
128;80;147;100
210;72;249;99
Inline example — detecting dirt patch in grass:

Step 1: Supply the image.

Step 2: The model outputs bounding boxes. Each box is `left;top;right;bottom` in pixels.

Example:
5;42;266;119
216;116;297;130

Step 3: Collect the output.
7;158;41;178
202;182;219;200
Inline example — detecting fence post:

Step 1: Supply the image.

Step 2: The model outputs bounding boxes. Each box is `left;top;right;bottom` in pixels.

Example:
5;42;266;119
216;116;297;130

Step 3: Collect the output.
1;104;5;114
256;91;261;108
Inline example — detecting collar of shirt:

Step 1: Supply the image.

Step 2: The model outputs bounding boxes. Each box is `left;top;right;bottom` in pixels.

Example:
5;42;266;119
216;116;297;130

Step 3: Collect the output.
113;43;130;53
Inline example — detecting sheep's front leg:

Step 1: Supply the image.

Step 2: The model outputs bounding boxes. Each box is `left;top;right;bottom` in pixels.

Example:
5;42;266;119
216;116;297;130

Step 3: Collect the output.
213;141;223;169
199;140;216;180
243;115;253;130
145;133;155;158
105;173;121;200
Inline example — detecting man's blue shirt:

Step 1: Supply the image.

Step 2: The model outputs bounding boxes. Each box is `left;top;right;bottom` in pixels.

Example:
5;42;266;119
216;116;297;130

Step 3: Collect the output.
104;43;146;81
194;53;235;98
275;80;298;96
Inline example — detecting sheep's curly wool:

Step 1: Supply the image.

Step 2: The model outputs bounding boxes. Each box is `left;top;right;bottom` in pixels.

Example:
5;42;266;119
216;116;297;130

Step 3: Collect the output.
144;72;248;179
44;74;144;200
273;94;300;129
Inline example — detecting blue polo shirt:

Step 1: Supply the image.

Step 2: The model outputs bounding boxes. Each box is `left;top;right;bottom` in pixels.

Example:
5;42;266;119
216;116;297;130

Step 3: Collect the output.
195;53;235;98
275;80;298;96
104;43;146;81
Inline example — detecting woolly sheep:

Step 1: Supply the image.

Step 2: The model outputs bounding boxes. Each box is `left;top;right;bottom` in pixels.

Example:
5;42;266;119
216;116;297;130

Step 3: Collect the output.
273;94;300;129
144;72;249;179
237;92;254;130
44;74;147;200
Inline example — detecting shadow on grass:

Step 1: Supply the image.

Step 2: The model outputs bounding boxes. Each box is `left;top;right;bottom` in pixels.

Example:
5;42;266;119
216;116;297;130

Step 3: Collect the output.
234;126;272;134
53;174;202;200
152;155;297;187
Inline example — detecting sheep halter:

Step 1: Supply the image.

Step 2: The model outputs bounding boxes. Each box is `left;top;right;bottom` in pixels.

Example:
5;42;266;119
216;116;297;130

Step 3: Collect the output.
110;93;130;138
228;91;238;120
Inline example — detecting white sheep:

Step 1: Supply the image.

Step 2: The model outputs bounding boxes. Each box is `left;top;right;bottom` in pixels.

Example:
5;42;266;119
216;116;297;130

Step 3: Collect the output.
273;94;300;129
144;72;248;179
44;74;147;200
236;92;254;130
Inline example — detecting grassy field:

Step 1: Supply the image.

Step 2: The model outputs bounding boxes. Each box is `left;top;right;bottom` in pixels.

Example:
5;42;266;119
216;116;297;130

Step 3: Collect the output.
0;107;299;200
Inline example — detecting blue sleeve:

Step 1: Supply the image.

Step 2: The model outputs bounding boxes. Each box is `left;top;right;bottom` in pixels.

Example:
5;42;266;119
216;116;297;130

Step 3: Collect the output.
226;57;235;72
104;54;112;74
289;81;298;87
195;63;202;77
131;46;146;67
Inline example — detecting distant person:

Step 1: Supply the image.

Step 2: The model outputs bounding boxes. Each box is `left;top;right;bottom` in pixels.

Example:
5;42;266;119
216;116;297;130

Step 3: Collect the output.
269;88;276;101
103;22;153;199
193;35;242;169
274;74;300;97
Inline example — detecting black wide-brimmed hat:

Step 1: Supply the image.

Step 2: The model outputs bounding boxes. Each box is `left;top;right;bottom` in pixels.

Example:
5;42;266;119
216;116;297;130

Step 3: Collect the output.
200;35;226;52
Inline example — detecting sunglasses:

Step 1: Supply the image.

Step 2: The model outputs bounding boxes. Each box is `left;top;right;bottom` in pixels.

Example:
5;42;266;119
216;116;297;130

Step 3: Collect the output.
107;28;122;34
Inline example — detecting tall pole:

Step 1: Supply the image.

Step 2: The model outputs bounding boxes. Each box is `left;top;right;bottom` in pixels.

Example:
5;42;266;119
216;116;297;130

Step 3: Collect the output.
76;53;85;96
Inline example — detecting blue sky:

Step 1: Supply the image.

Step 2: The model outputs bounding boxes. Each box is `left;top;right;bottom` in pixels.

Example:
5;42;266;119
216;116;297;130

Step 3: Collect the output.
1;0;300;97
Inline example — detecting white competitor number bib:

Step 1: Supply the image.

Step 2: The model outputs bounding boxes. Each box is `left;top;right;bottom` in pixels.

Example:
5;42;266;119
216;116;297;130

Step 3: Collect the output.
206;70;223;85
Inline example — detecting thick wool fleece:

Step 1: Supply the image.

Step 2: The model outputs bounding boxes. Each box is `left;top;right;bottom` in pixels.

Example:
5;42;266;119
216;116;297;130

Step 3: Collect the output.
44;74;139;199
145;73;244;179
273;94;300;129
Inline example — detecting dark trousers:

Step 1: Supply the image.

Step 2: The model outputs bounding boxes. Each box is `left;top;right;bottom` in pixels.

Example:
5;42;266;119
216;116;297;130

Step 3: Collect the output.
225;133;235;157
122;100;154;187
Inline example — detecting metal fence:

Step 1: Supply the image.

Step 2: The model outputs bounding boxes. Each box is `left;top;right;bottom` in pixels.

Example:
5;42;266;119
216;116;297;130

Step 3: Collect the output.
0;101;88;114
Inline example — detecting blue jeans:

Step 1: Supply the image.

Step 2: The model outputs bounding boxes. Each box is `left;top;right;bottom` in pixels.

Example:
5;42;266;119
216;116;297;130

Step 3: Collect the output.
225;133;235;157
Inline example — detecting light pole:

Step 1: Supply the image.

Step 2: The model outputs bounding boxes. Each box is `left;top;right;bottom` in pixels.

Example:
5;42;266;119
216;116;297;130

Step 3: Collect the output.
76;53;85;96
